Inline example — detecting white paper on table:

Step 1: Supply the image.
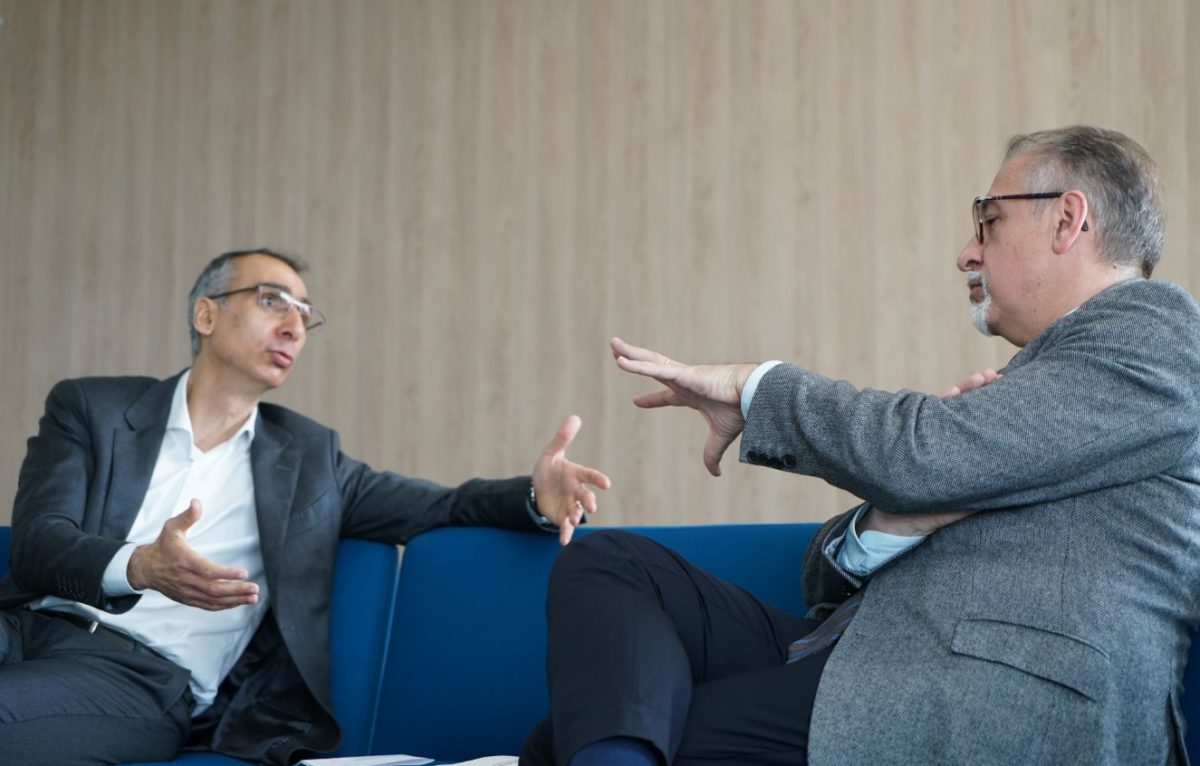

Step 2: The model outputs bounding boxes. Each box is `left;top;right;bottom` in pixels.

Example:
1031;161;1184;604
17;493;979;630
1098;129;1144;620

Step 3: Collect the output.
298;755;433;766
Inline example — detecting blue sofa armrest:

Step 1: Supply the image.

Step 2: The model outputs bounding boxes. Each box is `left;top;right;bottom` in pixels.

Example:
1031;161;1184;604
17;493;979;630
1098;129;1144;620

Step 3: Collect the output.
0;528;399;766
370;524;815;761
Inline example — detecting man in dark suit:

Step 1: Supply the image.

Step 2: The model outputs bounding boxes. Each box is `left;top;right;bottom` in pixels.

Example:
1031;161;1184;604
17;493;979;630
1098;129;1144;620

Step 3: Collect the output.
522;126;1200;765
0;248;610;766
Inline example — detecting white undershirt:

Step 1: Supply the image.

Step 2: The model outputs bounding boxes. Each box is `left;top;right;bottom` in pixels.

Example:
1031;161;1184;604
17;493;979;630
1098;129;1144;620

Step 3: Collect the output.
33;370;270;713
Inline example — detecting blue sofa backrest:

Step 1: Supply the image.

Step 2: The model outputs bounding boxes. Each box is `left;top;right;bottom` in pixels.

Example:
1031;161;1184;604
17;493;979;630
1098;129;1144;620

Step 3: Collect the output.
371;524;814;760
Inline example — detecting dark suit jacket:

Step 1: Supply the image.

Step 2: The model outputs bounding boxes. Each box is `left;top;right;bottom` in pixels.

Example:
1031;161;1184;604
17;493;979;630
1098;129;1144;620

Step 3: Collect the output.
0;372;537;764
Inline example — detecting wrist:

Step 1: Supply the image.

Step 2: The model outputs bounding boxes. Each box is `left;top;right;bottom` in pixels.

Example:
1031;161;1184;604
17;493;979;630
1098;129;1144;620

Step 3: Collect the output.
126;545;150;591
528;481;544;518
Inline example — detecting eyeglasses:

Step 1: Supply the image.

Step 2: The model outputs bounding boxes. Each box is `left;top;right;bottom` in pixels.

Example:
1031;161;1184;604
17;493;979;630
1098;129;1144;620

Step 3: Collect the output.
972;192;1089;244
207;283;326;331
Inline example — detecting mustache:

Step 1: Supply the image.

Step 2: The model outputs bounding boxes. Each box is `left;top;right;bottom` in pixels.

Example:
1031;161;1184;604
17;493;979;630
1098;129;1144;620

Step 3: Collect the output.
966;271;988;292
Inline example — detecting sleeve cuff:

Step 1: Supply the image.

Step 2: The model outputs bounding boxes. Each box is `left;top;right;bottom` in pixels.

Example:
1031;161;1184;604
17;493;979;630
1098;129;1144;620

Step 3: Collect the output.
101;543;143;597
830;504;926;576
741;360;784;419
526;485;558;532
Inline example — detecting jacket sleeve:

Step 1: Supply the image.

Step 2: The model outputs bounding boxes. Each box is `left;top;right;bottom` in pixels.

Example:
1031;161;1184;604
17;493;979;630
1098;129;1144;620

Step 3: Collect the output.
740;286;1200;515
9;379;138;612
332;434;539;544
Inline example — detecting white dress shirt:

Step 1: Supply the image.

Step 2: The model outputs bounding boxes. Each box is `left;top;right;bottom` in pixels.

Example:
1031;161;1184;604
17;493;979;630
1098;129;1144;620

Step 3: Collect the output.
33;370;270;712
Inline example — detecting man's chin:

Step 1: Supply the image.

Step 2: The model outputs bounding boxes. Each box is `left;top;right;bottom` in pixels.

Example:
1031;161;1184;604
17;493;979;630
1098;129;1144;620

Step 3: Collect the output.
257;365;293;389
970;302;993;337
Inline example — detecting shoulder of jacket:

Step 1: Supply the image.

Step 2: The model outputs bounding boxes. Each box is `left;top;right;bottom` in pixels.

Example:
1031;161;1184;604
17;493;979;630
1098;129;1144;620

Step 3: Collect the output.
258;401;335;438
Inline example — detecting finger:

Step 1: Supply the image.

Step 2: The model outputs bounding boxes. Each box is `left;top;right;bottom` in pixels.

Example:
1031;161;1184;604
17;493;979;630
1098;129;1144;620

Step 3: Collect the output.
170;574;260;610
558;517;575;546
546;414;582;456
940;385;963;399
610;337;625;360
189;591;261;611
615;355;681;382
575;466;612;490
182;550;251;582
632;389;679;409
187;576;259;599
611;337;672;365
581;489;598;514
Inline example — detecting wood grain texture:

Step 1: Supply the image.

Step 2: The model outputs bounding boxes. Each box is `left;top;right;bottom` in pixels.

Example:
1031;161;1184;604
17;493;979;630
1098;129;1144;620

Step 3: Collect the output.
1;0;1196;526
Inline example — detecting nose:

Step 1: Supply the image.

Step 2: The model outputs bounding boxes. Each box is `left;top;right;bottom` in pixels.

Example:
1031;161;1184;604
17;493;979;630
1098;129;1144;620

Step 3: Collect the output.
278;305;306;339
957;236;981;273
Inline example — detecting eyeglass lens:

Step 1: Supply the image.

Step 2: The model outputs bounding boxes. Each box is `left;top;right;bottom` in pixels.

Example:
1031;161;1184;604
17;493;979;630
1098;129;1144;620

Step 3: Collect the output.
257;287;321;330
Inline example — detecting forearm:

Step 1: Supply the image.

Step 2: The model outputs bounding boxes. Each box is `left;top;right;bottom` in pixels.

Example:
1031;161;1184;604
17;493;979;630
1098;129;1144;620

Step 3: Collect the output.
339;459;537;543
9;381;135;609
740;350;1198;514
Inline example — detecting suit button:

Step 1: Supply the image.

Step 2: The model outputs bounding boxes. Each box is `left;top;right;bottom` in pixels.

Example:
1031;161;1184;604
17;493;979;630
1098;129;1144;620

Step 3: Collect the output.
782;454;796;468
768;457;782;469
747;450;761;464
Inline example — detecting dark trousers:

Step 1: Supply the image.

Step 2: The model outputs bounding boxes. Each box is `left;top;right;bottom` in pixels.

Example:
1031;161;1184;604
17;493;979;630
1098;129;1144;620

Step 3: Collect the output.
520;530;831;766
0;608;194;766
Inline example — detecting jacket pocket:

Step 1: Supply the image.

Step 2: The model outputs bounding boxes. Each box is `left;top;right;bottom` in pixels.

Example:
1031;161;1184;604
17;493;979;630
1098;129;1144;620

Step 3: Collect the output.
951;618;1110;701
287;491;331;537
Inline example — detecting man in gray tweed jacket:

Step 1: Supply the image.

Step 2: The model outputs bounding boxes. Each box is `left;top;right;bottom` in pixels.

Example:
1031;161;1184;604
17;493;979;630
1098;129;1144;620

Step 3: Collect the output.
521;126;1200;766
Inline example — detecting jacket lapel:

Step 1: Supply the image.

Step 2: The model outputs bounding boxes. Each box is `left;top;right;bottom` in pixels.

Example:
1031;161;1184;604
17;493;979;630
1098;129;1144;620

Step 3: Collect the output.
102;374;180;539
250;416;300;592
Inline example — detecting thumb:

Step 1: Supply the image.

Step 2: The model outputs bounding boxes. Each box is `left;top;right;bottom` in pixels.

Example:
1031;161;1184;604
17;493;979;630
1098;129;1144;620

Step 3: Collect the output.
170;499;203;533
703;431;733;477
547;415;582;455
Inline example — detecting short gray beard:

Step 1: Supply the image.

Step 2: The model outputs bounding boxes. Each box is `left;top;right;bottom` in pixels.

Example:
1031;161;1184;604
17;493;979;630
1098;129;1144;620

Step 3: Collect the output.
968;272;993;337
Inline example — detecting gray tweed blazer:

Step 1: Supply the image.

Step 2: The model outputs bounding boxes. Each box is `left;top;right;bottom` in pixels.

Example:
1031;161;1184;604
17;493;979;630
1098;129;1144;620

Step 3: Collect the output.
740;279;1200;765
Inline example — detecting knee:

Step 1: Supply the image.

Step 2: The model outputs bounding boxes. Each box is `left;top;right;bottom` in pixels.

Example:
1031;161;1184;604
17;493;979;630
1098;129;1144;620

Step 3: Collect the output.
551;529;643;578
546;530;671;614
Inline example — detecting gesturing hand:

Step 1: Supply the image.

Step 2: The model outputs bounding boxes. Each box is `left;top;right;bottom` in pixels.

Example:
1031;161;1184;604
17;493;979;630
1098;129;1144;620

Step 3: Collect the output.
532;415;612;545
611;337;757;477
127;499;260;610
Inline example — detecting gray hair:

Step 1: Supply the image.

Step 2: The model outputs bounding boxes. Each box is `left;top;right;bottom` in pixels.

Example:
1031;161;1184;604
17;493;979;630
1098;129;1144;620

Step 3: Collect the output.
187;248;309;358
1004;126;1164;278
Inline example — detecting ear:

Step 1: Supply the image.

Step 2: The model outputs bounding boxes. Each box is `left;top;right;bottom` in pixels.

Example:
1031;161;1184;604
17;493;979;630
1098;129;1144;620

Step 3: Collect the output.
193;297;217;343
1051;190;1089;255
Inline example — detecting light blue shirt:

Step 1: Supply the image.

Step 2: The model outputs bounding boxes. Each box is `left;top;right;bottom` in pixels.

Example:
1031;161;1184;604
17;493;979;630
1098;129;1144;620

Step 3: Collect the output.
741;361;925;575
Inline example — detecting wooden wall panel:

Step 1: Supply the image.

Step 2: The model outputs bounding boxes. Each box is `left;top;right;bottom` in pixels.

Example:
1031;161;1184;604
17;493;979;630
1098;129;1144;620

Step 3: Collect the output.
1;0;1196;527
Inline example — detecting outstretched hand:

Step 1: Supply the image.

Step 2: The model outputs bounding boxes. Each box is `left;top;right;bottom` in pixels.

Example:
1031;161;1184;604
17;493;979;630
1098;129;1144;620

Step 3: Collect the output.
532;415;612;545
127;499;260;610
611;337;757;477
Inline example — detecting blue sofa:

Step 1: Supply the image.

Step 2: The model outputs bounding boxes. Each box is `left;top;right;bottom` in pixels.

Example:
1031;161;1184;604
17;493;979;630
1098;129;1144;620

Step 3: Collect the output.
1;524;1197;763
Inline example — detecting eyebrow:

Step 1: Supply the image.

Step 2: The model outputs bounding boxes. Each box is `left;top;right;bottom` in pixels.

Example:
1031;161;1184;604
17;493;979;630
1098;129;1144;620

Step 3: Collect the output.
252;281;312;305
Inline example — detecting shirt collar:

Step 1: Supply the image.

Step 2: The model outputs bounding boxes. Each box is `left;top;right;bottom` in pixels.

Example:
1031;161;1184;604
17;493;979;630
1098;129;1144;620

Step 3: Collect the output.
169;370;259;450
